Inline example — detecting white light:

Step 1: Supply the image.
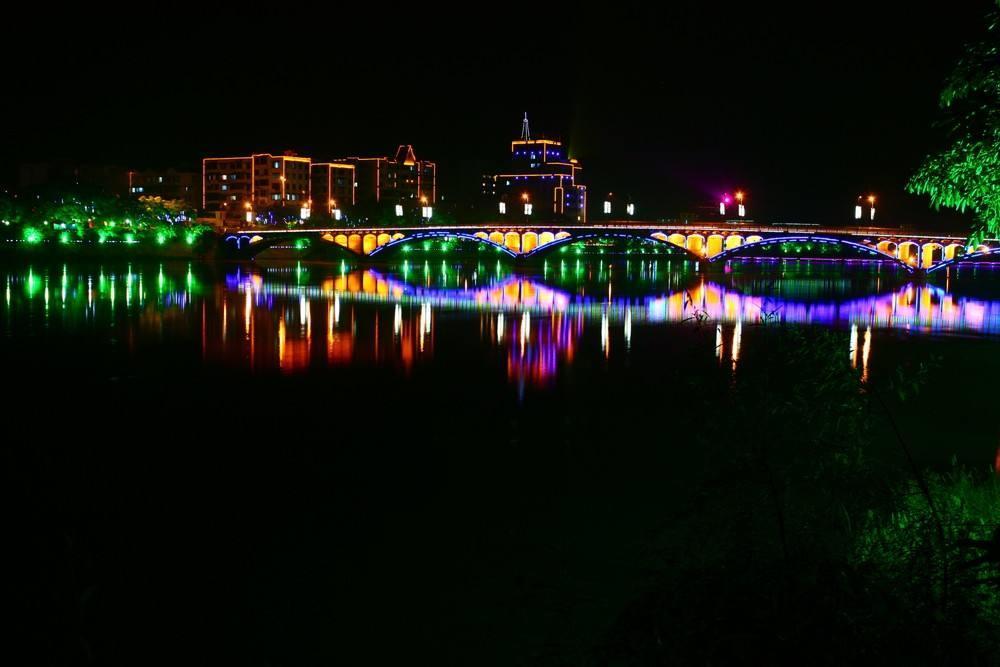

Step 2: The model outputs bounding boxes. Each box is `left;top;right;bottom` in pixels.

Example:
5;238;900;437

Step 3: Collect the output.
300;207;311;220
395;204;404;217
421;206;433;219
870;207;876;221
499;201;507;214
245;211;253;223
855;205;863;220
524;203;533;215
626;203;635;216
719;202;726;216
603;200;611;214
333;209;342;221
738;204;745;217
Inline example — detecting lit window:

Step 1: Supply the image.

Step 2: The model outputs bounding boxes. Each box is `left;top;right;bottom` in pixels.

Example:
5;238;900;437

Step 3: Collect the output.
221;185;228;191
626;203;635;216
524;203;533;215
221;174;228;180
603;200;611;214
395;204;404;217
273;161;280;169
273;194;281;200
158;176;163;183
499;202;507;214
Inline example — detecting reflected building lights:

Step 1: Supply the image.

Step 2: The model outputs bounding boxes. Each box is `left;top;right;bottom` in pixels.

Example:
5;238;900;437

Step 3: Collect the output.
731;321;742;370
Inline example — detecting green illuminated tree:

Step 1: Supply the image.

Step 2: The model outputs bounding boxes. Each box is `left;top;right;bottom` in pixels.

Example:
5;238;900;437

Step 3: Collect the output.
908;8;1000;240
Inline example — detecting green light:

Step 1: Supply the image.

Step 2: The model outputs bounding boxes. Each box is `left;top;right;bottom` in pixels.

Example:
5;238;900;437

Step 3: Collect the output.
156;233;166;245
23;227;42;245
185;232;196;245
124;233;137;244
59;231;70;245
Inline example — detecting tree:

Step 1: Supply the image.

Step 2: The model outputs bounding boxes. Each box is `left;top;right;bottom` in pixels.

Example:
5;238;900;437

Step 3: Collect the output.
908;7;1000;241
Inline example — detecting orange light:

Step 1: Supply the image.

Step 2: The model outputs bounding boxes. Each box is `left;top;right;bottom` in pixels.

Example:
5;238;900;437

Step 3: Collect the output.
521;193;529;201
420;195;428;205
736;191;744;202
868;195;876;204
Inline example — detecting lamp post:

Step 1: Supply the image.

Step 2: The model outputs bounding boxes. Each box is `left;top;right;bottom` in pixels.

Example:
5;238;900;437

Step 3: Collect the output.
522;192;532;218
736;191;745;218
868;194;876;222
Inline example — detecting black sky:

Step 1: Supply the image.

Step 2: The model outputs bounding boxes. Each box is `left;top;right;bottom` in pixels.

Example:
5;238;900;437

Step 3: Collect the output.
1;3;993;228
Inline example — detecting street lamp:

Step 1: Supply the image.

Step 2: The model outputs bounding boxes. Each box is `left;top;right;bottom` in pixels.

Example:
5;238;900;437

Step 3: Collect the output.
244;201;253;224
719;193;731;217
736;191;746;218
868;194;876;221
855;196;863;221
522;193;532;216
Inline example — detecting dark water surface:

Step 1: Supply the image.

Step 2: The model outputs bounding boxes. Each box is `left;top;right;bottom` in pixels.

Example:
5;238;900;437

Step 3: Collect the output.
5;258;1000;663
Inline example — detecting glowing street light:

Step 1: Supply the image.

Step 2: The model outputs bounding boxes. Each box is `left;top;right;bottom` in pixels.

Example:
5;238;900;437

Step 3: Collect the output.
736;191;746;218
499;201;507;215
395;204;404;217
244;201;253;223
523;193;532;216
868;194;876;221
719;193;732;216
855;196;863;220
626;203;635;216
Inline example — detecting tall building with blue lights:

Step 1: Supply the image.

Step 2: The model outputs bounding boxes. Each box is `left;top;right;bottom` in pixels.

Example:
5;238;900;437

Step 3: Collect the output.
482;115;587;222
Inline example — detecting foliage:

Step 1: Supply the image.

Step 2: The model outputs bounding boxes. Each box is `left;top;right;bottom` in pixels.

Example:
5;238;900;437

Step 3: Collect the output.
597;326;1000;663
908;7;1000;241
0;192;206;248
854;468;1000;634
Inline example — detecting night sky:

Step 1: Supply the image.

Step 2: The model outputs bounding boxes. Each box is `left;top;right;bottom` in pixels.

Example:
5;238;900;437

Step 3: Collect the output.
2;3;993;228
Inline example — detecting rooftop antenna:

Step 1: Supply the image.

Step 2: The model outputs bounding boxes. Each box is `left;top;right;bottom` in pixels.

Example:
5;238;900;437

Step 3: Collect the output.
521;112;531;141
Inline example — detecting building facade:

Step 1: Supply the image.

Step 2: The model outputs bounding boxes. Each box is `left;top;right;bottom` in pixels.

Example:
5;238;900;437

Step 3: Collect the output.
482;120;587;222
128;169;200;209
202;152;311;221
334;145;436;207
310;162;356;216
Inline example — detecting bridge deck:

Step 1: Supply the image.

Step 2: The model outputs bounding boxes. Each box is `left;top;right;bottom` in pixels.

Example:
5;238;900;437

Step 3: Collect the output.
227;222;969;242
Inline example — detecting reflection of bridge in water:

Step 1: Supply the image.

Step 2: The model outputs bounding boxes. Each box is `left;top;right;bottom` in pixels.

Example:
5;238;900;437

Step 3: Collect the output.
233;268;1000;335
228;266;1000;387
223;222;997;273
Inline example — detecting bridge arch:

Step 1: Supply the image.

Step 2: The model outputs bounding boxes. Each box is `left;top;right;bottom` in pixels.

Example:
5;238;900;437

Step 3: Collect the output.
921;242;944;269
367;230;517;258
706;235;916;272
522;231;539;253
224;232;363;257
686;234;706;256
666;233;687;248
724;235;744;250
706;234;726;257
522;230;702;260
896;241;919;267
926;245;1000;273
876;240;897;255
943;243;964;261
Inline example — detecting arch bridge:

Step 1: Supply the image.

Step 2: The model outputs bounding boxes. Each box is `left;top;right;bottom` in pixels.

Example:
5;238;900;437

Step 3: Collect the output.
222;222;991;272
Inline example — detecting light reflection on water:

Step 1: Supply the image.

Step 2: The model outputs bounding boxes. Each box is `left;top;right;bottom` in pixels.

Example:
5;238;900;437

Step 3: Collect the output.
4;261;1000;387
